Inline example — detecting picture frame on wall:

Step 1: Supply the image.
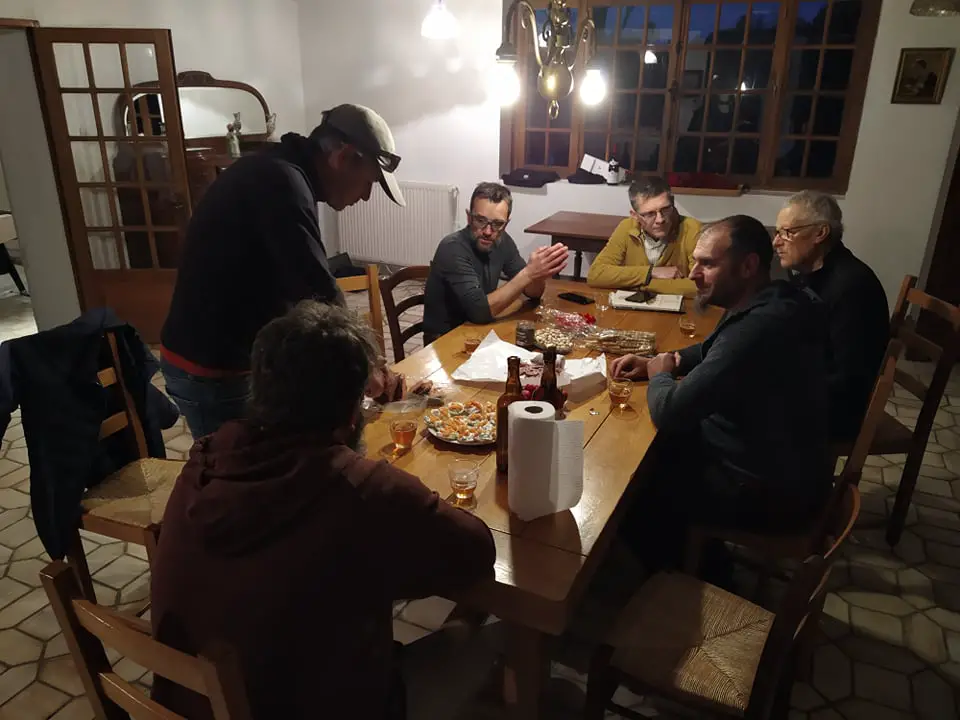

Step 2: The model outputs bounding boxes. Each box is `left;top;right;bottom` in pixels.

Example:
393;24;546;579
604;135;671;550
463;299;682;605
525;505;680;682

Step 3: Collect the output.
891;47;955;105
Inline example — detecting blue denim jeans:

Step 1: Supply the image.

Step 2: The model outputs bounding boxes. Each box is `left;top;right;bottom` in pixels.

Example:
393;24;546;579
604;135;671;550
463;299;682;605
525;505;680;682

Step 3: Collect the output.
160;359;250;439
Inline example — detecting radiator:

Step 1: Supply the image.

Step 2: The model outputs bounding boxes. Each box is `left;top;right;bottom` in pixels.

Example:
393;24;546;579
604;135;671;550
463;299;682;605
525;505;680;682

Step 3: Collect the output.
336;181;459;266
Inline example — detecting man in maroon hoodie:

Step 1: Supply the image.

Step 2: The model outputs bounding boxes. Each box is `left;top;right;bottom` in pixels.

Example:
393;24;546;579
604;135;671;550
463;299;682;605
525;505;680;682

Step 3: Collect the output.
150;302;496;719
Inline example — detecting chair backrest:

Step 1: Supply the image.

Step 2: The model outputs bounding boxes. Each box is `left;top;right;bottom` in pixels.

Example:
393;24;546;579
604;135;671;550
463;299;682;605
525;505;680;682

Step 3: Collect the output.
336;264;386;357
41;560;252;720
745;483;860;719
98;330;148;460
380;265;430;363
888;275;960;445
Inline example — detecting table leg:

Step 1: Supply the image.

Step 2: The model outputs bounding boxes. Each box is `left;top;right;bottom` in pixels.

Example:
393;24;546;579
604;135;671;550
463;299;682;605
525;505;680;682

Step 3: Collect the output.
573;251;583;281
502;622;549;719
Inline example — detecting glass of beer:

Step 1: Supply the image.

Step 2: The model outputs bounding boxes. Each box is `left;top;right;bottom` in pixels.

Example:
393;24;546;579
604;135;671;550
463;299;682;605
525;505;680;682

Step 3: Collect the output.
464;332;481;354
679;316;696;338
448;459;480;507
608;379;632;411
383;396;426;455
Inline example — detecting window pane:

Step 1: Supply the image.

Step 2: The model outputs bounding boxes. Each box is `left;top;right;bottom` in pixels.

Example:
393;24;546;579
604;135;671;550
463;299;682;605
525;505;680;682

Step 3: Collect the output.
525;132;546;164
552;97;572;129
679;95;706;132
813;96;844;135
527;90;548;128
635;138;661;171
547;133;571;166
616;51;641;90
155;232;181;269
593;6;618;45
613;94;638;129
89;44;124;88
80;187;118;227
674;136;701;172
683;51;712;89
611;137;633;169
794;1;827;44
807;140;837;177
713;50;742;89
642;52;670;89
775;140;805;176
688;4;717;44
743;50;773;89
125;44;159;86
732;138;760;173
738;94;764;132
88;233;120;270
63;93;97;136
584;132;607;159
54;43;89;88
788;50;820;90
820;49;853;90
827;0;861;44
749;2;780;44
639;95;665;132
702;137;730;173
72;142;105;183
706;94;736;131
648;5;674;45
718;3;748;44
618;5;646;44
583;101;611;132
782;94;813;134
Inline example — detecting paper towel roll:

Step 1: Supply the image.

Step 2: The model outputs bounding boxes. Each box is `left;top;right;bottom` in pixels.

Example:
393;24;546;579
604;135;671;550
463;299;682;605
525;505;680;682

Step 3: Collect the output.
507;400;585;521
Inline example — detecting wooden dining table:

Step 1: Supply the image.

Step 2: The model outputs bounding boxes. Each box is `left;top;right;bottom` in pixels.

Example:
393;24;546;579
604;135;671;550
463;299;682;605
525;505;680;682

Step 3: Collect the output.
364;280;723;718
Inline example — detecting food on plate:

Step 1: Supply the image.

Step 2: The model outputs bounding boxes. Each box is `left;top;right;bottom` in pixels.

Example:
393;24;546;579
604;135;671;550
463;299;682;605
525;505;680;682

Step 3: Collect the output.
423;400;497;444
519;353;566;378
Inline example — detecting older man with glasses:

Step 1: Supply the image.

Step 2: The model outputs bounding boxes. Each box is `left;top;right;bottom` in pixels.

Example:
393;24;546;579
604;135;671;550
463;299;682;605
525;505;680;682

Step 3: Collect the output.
587;176;702;294
423;182;568;343
775;190;889;442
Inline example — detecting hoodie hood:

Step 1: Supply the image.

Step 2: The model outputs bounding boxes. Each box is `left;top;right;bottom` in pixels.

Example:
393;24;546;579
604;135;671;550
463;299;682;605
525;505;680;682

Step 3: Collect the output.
176;420;372;556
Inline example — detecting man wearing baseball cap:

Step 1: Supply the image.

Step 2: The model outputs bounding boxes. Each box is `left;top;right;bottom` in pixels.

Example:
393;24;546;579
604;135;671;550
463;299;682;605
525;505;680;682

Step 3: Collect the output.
160;104;406;438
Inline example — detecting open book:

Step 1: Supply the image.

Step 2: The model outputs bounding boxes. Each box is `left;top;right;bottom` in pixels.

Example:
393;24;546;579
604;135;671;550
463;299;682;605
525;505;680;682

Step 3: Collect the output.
609;290;684;313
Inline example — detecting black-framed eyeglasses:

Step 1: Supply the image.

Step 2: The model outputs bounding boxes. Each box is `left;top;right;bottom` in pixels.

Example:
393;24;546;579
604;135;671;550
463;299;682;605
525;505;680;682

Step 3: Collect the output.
469;213;507;233
356;147;401;173
636;203;675;222
774;223;822;241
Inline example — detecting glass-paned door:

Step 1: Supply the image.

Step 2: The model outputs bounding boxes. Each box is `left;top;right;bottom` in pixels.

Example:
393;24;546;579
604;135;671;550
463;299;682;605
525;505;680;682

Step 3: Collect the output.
33;28;191;342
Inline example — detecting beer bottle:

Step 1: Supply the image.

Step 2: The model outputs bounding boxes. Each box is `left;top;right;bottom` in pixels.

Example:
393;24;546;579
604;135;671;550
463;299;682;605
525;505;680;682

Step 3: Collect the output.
540;347;565;414
496;356;523;474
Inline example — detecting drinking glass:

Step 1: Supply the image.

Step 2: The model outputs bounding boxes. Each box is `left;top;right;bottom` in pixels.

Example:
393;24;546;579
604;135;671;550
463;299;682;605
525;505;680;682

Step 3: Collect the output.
608;379;632;411
383;396;426;455
449;459;480;507
679;316;697;338
464;331;481;354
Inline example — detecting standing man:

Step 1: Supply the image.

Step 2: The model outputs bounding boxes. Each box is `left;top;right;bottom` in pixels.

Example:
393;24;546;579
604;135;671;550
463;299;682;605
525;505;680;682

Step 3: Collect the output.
161;104;405;438
422;182;568;343
775;191;889;442
587;177;702;294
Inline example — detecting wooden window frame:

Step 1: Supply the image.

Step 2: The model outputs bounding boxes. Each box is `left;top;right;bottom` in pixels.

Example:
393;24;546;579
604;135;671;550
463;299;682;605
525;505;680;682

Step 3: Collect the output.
500;0;880;193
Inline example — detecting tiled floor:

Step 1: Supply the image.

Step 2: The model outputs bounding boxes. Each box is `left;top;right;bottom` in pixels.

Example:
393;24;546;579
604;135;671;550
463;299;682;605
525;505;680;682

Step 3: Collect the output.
2;285;960;718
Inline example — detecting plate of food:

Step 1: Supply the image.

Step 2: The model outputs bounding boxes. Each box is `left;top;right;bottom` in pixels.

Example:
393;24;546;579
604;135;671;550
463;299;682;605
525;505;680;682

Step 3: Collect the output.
423;400;497;446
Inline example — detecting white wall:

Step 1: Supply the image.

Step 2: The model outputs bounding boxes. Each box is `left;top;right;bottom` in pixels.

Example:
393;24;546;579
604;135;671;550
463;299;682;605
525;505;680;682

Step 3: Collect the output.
0;29;81;328
299;0;960;307
0;160;9;210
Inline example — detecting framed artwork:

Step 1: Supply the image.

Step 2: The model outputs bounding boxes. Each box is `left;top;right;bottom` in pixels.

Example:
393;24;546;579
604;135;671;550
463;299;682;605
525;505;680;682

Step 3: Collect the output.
892;47;955;104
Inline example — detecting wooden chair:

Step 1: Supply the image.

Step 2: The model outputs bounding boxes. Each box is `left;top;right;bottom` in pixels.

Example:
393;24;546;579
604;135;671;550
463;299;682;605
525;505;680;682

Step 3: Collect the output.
833;275;960;546
41;560;252;720
584;484;859;720
64;331;184;602
336;263;386;357
380;265;430;363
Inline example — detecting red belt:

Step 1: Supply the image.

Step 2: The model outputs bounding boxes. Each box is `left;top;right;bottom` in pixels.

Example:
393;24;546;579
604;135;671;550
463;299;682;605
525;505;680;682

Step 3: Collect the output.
160;346;250;379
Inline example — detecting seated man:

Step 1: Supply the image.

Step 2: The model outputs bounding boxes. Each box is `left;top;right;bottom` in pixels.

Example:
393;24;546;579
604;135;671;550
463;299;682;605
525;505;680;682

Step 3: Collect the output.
775;191;889;442
151;302;496;719
587;176;701;294
612;216;830;575
423;182;568;343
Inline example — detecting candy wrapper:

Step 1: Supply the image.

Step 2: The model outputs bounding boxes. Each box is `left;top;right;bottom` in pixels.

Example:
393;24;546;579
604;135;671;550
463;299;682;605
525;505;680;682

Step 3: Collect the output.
536;307;598;337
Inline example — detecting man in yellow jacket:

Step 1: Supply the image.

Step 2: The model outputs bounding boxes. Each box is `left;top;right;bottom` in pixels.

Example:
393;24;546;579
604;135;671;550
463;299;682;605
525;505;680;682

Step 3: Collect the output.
587;177;702;295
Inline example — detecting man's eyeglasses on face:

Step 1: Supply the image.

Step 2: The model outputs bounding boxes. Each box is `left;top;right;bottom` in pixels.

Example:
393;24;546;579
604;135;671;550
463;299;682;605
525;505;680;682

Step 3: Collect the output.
774;223;821;241
637;203;675;222
470;213;507;233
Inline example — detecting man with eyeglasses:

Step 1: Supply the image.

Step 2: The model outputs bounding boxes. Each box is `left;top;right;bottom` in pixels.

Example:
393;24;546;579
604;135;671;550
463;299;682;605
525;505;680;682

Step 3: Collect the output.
161;104;407;438
775;191;889;441
422;182;569;343
587;176;701;293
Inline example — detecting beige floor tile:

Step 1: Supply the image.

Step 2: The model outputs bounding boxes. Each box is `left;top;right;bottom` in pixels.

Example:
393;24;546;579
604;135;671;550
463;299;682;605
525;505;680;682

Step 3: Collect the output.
0;681;68;719
790;682;826;711
84;543;125;574
904;613;949;664
0;663;37;705
849;607;904;646
912;669;958;719
0;489;28;510
838;591;914;617
393;619;431;645
0;588;47;630
836;635;924;674
0;518;37;549
0;577;29;611
3;448;28;466
39;655;86;697
400;596;457;631
93;555;149;591
811;644;852;702
10;536;47;562
48;696;94;720
19;605;60;641
43;634;69;660
5;558;44;588
112;657;146;683
0;462;24;486
0;629;42;665
164;433;195;454
852;662;911;711
0;509;27;536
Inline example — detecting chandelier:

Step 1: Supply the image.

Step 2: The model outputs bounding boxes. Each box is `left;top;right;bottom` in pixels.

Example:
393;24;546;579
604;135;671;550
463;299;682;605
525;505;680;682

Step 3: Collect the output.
909;0;960;15
493;0;606;119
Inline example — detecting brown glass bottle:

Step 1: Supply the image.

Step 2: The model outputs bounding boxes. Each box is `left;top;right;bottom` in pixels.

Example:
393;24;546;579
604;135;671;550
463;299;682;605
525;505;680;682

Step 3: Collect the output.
540;347;565;413
496;356;523;474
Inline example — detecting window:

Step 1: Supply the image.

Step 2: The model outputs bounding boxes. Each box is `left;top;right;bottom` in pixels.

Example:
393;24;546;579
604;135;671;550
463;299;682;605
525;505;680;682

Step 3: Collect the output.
504;0;880;192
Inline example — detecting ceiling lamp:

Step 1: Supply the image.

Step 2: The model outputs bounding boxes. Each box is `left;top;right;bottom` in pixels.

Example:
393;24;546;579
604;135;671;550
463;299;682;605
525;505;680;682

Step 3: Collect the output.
421;0;459;40
909;0;960;15
494;0;602;119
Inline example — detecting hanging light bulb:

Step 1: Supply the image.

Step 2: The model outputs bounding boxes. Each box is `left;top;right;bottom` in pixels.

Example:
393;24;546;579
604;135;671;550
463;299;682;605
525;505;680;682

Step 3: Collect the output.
644;49;658;64
580;66;607;106
489;59;522;106
909;0;960;16
421;0;459;40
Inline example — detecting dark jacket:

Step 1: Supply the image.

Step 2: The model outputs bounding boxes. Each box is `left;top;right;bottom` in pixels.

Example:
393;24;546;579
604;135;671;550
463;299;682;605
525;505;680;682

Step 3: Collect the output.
648;281;831;513
161;133;343;373
790;242;889;441
151;420;496;719
0;309;178;559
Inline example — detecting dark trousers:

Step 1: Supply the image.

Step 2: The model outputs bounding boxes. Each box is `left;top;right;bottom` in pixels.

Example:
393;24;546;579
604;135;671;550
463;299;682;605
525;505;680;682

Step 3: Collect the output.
160;359;250;439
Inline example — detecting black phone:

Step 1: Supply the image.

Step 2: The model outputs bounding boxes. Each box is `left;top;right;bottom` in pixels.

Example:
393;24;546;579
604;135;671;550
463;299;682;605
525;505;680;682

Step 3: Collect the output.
558;292;594;305
624;290;655;304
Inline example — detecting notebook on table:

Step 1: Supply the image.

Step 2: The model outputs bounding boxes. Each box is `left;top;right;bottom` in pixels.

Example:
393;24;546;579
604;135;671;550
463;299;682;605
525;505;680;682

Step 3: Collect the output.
609;290;684;313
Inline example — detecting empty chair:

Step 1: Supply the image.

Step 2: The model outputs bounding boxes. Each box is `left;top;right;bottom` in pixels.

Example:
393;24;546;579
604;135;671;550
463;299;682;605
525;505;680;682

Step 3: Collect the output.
380;265;429;362
336;263;386;357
